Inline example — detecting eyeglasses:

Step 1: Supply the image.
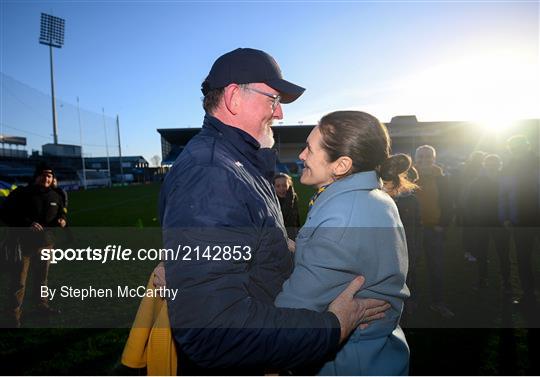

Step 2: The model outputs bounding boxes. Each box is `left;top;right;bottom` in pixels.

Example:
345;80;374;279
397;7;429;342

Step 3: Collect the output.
244;87;281;112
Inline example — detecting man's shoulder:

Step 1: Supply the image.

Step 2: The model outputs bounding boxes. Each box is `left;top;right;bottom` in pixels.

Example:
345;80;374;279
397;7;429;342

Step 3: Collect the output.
165;136;252;195
502;153;539;177
435;170;451;185
176;132;239;169
48;188;65;202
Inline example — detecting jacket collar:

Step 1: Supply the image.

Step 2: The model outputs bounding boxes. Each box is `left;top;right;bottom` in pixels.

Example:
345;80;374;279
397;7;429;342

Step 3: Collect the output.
203;114;260;150
203;114;276;180
333;170;381;191
315;170;381;206
30;184;51;194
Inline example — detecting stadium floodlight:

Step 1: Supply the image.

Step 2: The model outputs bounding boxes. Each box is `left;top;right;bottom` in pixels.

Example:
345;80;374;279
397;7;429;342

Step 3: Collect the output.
39;13;65;145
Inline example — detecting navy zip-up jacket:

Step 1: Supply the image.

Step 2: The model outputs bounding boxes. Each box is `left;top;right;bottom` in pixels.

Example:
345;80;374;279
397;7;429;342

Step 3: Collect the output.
159;115;340;372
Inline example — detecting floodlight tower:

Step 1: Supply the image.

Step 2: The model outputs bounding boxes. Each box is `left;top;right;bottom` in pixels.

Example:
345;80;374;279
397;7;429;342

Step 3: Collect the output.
39;13;65;145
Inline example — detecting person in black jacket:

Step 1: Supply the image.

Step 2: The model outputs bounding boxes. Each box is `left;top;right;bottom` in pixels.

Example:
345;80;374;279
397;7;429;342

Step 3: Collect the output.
393;166;422;318
273;173;300;240
2;163;66;327
458;150;487;262
500;135;539;306
465;154;511;291
158;48;389;374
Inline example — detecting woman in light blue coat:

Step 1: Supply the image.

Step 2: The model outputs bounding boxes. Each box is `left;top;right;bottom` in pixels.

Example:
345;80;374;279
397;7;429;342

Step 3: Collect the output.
275;110;415;376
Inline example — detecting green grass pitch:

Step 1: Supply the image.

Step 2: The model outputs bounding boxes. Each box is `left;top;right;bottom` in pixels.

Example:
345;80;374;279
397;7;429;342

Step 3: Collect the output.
1;182;539;375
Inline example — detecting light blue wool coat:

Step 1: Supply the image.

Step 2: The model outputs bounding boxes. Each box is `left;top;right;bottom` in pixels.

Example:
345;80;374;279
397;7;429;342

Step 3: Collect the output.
275;170;410;376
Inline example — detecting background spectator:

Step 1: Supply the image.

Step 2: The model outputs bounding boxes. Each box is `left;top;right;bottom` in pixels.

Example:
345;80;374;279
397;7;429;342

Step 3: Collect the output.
465;154;511;291
1;163;66;327
414;145;455;318
393;166;422;318
500;135;539;306
273;173;300;240
458;150;487;262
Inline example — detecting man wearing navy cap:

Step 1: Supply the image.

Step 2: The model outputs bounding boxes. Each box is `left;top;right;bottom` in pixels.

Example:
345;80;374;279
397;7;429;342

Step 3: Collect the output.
159;48;388;374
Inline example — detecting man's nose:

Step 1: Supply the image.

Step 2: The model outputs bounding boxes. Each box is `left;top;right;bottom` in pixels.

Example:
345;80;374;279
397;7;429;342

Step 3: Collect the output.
273;103;283;120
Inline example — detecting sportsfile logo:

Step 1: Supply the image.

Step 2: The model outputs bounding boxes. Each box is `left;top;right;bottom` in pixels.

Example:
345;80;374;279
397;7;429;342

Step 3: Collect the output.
40;244;253;264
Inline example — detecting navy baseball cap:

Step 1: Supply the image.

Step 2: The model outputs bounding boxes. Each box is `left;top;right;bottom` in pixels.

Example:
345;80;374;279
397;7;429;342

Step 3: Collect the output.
201;48;305;104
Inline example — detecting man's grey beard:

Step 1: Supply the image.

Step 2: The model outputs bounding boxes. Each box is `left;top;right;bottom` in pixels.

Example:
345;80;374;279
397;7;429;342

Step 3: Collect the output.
258;124;275;148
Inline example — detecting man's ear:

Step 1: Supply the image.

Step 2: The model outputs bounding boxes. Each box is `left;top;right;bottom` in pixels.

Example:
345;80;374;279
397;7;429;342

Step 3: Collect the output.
334;156;353;177
223;84;241;115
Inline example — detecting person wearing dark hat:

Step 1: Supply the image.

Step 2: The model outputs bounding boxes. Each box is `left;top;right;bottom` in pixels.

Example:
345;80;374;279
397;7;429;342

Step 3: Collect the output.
1;163;66;327
158;48;388;374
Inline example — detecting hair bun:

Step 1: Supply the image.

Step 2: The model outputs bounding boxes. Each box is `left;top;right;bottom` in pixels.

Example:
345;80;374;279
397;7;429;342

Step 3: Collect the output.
379;153;412;181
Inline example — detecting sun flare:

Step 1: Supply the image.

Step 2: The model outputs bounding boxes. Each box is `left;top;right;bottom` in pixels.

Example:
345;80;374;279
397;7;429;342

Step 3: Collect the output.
388;49;539;123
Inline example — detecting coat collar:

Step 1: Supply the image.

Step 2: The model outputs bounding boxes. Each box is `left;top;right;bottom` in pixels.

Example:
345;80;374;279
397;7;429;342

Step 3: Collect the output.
203;114;260;149
203;114;276;180
30;184;52;194
332;170;381;191
314;170;381;207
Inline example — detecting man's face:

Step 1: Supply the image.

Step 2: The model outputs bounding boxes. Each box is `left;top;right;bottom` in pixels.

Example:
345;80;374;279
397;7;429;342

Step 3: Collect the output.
483;158;501;178
36;171;54;188
415;148;436;172
238;83;283;148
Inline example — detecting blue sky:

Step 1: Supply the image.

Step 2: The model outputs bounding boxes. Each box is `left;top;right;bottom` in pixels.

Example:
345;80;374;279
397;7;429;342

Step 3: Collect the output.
1;0;538;164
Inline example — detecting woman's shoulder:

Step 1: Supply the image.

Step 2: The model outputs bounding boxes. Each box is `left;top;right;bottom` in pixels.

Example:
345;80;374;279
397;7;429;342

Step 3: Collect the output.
310;187;401;228
359;189;402;226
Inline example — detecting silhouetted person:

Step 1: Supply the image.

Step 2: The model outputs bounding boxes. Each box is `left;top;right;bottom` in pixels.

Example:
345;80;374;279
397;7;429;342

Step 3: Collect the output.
392;167;422;318
414;145;454;318
1;163;66;327
465;154;511;291
458;150;487;262
500;135;539;306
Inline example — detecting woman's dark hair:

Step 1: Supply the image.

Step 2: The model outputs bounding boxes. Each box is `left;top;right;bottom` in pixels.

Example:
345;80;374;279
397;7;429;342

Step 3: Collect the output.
380;154;418;197
318;110;417;196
